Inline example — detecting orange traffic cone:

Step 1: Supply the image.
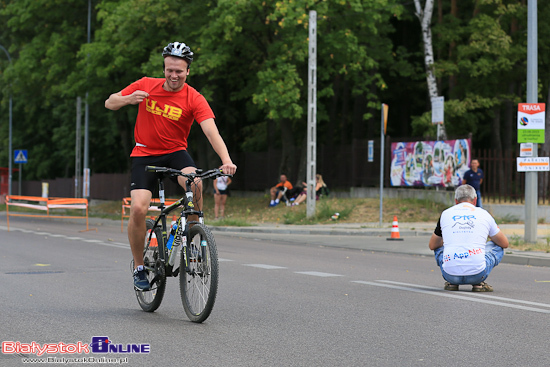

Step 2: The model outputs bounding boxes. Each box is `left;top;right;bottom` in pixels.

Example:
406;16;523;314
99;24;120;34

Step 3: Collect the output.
387;215;404;241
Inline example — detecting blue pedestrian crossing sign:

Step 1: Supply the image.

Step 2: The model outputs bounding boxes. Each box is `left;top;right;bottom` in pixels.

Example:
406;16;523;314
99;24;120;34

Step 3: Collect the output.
14;149;28;164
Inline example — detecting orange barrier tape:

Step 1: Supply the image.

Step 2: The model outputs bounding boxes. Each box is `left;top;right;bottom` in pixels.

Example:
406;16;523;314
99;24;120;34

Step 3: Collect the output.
6;195;90;232
121;197;179;232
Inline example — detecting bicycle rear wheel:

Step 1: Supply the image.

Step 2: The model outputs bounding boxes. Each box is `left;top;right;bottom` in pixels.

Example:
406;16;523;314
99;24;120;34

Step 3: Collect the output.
180;223;219;323
135;219;166;312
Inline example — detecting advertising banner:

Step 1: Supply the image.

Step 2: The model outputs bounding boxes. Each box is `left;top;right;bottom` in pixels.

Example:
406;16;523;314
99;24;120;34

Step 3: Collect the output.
390;139;471;187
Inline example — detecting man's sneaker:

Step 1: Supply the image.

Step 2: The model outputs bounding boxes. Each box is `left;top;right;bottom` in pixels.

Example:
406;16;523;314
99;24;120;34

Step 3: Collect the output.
133;267;150;291
472;282;493;292
444;282;459;291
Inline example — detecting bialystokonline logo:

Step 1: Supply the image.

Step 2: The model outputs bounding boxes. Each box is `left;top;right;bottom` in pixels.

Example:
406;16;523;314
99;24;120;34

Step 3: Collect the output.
1;336;150;356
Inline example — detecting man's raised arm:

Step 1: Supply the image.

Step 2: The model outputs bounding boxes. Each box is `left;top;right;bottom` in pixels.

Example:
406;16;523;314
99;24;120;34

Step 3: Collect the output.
105;91;149;111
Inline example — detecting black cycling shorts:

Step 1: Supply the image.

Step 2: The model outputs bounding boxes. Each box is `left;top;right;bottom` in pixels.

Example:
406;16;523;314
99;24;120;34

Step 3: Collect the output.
130;150;196;192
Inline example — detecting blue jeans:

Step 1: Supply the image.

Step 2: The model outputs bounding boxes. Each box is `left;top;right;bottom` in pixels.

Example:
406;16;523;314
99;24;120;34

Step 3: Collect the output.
434;241;503;285
476;190;482;208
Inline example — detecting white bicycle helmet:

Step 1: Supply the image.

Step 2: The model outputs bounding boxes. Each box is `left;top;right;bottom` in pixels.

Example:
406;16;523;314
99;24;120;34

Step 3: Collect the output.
162;42;193;64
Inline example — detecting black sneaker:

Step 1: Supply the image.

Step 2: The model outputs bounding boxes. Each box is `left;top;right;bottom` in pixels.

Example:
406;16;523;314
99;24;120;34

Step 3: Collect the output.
133;267;150;291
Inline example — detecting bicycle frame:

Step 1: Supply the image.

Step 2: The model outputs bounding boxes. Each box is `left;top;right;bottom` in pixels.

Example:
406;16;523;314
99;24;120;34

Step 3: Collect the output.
145;169;208;276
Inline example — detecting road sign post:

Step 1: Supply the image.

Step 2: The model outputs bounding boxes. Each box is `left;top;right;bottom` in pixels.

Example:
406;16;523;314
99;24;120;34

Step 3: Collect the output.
380;104;388;227
14;150;27;195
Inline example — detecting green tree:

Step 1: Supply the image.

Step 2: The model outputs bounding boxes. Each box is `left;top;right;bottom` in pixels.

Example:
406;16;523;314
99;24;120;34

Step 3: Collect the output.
194;0;405;181
411;0;528;151
0;0;93;180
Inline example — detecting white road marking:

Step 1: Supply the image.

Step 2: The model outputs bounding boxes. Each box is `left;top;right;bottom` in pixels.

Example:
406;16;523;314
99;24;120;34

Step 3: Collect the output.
0;226;129;249
244;264;287;270
379;280;550;309
296;271;343;277
352;280;550;314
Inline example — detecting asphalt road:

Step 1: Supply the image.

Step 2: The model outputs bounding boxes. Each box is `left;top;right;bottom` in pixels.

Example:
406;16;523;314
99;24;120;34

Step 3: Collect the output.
1;216;550;366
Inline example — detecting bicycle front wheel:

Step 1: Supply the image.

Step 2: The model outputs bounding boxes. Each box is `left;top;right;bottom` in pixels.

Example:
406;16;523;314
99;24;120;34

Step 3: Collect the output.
179;223;219;323
135;219;167;312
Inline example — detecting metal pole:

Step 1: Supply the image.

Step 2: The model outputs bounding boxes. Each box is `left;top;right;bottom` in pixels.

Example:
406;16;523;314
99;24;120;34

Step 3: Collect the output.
525;0;538;243
0;44;12;196
18;163;21;195
8;96;12;196
379;104;385;227
83;0;91;198
306;10;317;218
76;97;82;198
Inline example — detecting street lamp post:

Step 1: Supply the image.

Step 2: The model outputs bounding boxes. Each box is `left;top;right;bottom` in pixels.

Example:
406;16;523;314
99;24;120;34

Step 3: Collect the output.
0;44;13;196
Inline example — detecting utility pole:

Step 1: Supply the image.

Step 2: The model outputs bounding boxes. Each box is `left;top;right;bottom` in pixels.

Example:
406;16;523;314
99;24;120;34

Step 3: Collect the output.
83;0;92;198
0;44;13;196
306;10;317;218
524;0;538;243
75;97;82;198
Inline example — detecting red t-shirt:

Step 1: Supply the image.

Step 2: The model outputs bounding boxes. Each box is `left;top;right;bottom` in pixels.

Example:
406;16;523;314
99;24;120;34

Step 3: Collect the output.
121;77;215;156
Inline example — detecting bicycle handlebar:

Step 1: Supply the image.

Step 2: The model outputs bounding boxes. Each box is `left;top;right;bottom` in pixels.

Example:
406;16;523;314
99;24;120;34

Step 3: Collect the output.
145;166;232;181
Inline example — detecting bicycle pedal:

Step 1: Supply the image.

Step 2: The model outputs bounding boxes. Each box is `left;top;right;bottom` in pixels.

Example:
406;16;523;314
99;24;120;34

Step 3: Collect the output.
134;285;151;292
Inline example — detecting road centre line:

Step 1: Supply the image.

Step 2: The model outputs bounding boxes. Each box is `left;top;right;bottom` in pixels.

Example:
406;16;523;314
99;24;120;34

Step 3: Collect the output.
352;280;550;314
296;271;344;277
379;280;550;309
0;226;129;249
244;264;287;270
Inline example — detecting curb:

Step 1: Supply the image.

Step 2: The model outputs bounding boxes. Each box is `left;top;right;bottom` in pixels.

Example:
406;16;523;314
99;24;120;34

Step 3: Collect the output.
209;226;433;237
210;225;550;268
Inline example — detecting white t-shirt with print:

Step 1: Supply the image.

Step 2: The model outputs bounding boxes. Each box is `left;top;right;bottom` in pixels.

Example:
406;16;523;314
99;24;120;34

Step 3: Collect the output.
436;202;501;276
216;176;229;191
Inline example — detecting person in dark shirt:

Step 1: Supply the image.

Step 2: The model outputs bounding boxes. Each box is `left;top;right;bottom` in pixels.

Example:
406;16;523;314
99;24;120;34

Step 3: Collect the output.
462;159;484;207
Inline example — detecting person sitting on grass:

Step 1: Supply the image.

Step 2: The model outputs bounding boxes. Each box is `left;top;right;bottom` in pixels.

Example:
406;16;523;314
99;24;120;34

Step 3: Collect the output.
292;174;328;206
269;174;293;207
428;184;509;292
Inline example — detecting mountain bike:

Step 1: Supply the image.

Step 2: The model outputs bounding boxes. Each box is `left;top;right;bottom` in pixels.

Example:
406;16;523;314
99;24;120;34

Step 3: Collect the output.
131;165;231;323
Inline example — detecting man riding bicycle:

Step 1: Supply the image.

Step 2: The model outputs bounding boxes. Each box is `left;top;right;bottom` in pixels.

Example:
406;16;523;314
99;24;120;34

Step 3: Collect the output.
105;41;237;291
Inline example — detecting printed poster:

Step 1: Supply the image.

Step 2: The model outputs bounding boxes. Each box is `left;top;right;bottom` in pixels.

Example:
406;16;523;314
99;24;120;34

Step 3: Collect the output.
517;103;545;144
390;139;471;187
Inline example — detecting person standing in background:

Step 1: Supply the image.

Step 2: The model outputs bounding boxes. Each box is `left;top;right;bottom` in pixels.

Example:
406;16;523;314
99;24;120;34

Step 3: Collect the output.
462;159;484;207
214;175;232;220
